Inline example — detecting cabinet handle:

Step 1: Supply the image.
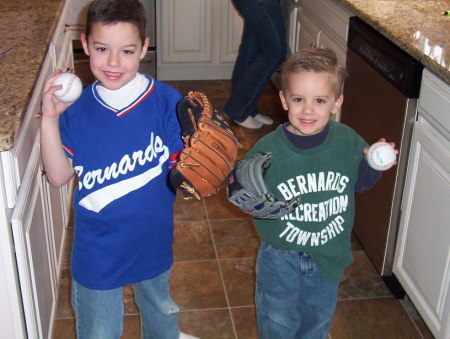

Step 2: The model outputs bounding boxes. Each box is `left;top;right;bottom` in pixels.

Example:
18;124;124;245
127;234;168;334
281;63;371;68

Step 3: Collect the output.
64;24;72;33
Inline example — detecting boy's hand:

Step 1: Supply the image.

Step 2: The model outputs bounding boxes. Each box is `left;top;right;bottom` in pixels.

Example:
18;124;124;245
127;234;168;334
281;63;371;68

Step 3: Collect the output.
41;70;74;118
363;138;399;170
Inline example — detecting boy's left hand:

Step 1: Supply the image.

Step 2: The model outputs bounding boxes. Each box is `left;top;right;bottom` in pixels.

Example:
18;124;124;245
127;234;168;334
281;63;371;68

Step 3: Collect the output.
363;138;399;170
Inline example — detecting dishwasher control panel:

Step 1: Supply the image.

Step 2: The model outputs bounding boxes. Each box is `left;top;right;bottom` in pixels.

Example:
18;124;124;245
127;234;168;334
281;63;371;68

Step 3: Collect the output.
347;17;423;98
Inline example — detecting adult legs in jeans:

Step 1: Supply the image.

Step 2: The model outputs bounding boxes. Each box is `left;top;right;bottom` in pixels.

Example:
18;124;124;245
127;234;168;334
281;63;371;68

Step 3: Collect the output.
255;241;339;339
224;0;286;125
72;269;180;339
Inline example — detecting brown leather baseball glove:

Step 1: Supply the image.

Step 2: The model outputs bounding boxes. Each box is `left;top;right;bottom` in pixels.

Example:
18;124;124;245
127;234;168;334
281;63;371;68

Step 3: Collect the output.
170;91;241;199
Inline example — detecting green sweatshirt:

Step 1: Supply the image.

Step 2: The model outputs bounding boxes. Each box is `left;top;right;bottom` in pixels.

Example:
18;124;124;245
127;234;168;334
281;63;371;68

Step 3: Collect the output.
248;121;368;282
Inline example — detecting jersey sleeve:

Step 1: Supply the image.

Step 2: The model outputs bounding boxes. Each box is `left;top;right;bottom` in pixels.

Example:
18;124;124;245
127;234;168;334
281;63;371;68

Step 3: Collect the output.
59;107;75;158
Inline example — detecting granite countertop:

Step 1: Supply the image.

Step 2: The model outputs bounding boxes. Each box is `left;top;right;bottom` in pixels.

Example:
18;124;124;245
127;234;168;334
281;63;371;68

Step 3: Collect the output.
0;0;66;151
0;0;449;152
337;0;450;84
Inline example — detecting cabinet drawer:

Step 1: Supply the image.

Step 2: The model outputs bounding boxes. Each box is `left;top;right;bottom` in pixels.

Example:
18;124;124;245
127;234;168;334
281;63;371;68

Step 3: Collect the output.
1;53;53;208
300;0;351;44
55;29;73;71
298;11;321;49
418;69;450;136
51;0;72;68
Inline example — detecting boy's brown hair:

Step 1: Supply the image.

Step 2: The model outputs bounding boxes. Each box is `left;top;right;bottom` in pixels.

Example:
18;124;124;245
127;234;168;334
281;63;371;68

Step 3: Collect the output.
281;48;348;97
85;0;147;45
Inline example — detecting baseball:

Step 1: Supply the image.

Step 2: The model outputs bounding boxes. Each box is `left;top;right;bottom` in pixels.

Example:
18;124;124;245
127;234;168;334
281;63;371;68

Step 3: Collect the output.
366;142;397;171
52;72;82;103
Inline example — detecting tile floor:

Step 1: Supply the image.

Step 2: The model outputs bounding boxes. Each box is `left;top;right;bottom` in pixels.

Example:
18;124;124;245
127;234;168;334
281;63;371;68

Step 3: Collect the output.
51;79;434;339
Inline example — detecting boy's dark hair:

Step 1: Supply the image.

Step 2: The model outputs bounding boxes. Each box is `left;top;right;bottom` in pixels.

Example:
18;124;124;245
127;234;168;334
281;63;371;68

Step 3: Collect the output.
281;48;348;97
86;0;146;45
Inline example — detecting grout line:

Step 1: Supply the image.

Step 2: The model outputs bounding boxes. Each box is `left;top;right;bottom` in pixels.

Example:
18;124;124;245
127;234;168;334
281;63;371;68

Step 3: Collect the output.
202;198;239;339
338;295;398;302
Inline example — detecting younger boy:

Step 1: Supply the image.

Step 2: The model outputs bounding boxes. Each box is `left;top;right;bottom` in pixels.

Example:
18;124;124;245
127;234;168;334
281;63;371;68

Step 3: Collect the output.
243;48;397;338
40;0;197;338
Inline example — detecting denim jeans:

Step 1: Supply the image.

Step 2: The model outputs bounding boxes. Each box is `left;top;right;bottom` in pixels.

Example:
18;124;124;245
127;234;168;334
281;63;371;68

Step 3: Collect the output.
224;0;286;122
72;269;180;339
256;241;340;339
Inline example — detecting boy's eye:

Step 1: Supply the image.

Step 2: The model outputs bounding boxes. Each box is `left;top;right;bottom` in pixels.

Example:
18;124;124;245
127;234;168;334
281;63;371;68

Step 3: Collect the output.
293;97;303;103
316;98;326;104
123;49;135;55
96;47;107;52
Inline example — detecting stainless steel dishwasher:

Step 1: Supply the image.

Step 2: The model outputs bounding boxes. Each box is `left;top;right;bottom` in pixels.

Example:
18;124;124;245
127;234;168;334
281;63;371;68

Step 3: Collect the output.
340;17;423;296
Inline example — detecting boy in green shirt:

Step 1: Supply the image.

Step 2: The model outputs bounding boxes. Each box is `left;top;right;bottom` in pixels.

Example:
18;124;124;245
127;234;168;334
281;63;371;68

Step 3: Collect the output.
239;48;397;338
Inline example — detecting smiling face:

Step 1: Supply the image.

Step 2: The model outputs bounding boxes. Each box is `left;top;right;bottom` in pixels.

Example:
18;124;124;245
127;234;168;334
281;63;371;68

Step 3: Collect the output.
81;21;149;90
280;71;344;136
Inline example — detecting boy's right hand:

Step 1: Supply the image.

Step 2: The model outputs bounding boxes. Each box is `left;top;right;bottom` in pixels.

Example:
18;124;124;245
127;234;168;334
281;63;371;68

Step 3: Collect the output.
41;70;74;118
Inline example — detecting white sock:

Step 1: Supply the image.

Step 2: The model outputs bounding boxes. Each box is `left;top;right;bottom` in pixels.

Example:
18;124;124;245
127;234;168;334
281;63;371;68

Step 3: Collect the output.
179;332;200;339
254;113;274;125
236;116;263;129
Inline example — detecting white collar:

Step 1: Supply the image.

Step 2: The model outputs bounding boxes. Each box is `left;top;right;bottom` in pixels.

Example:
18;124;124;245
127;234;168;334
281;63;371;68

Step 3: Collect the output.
96;73;150;110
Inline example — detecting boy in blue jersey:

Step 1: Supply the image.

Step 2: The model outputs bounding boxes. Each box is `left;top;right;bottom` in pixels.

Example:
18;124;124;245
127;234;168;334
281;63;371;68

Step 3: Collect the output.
245;48;398;339
40;0;197;338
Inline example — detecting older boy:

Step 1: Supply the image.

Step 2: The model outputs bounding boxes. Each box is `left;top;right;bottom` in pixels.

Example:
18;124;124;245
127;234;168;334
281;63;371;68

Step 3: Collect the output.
40;0;197;338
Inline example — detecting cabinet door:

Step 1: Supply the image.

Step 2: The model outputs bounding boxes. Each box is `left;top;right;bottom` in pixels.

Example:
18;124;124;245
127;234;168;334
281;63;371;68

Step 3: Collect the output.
219;0;243;63
12;135;57;339
45;183;68;285
393;118;450;338
160;0;213;63
157;0;242;80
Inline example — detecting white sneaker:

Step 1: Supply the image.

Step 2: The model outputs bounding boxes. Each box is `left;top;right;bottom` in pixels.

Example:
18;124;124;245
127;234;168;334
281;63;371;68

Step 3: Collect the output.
236;116;263;129
254;114;274;125
180;332;200;339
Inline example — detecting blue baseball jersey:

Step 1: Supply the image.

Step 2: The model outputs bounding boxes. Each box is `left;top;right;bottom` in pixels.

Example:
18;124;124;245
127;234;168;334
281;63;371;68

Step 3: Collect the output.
59;76;184;289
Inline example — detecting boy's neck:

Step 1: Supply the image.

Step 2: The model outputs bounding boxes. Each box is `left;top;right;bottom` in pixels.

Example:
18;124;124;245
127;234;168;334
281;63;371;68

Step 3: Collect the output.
283;122;330;149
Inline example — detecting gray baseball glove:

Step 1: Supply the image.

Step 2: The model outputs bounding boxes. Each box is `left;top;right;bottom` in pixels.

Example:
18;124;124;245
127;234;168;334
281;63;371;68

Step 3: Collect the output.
227;152;301;219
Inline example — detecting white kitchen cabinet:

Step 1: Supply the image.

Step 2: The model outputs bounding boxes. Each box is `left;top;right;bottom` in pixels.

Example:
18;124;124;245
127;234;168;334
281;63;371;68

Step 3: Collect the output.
157;0;243;80
281;0;300;55
393;69;450;339
0;1;74;338
12;134;57;339
297;0;351;66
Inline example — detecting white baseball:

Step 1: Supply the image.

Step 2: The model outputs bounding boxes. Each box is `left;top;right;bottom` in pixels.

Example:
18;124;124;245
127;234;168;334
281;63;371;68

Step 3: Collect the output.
366;142;397;171
52;72;82;103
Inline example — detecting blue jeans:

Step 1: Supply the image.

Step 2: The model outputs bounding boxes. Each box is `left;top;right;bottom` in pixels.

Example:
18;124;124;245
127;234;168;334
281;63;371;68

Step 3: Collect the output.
256;241;339;339
224;0;286;122
72;269;180;339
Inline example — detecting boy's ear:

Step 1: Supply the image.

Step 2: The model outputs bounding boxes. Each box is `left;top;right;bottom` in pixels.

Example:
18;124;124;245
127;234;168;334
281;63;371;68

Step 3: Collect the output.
140;37;150;60
80;33;90;56
332;94;344;115
279;90;288;111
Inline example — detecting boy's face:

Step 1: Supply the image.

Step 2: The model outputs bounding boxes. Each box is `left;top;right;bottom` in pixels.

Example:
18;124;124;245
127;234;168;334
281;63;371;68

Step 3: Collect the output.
280;71;343;136
81;22;149;90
